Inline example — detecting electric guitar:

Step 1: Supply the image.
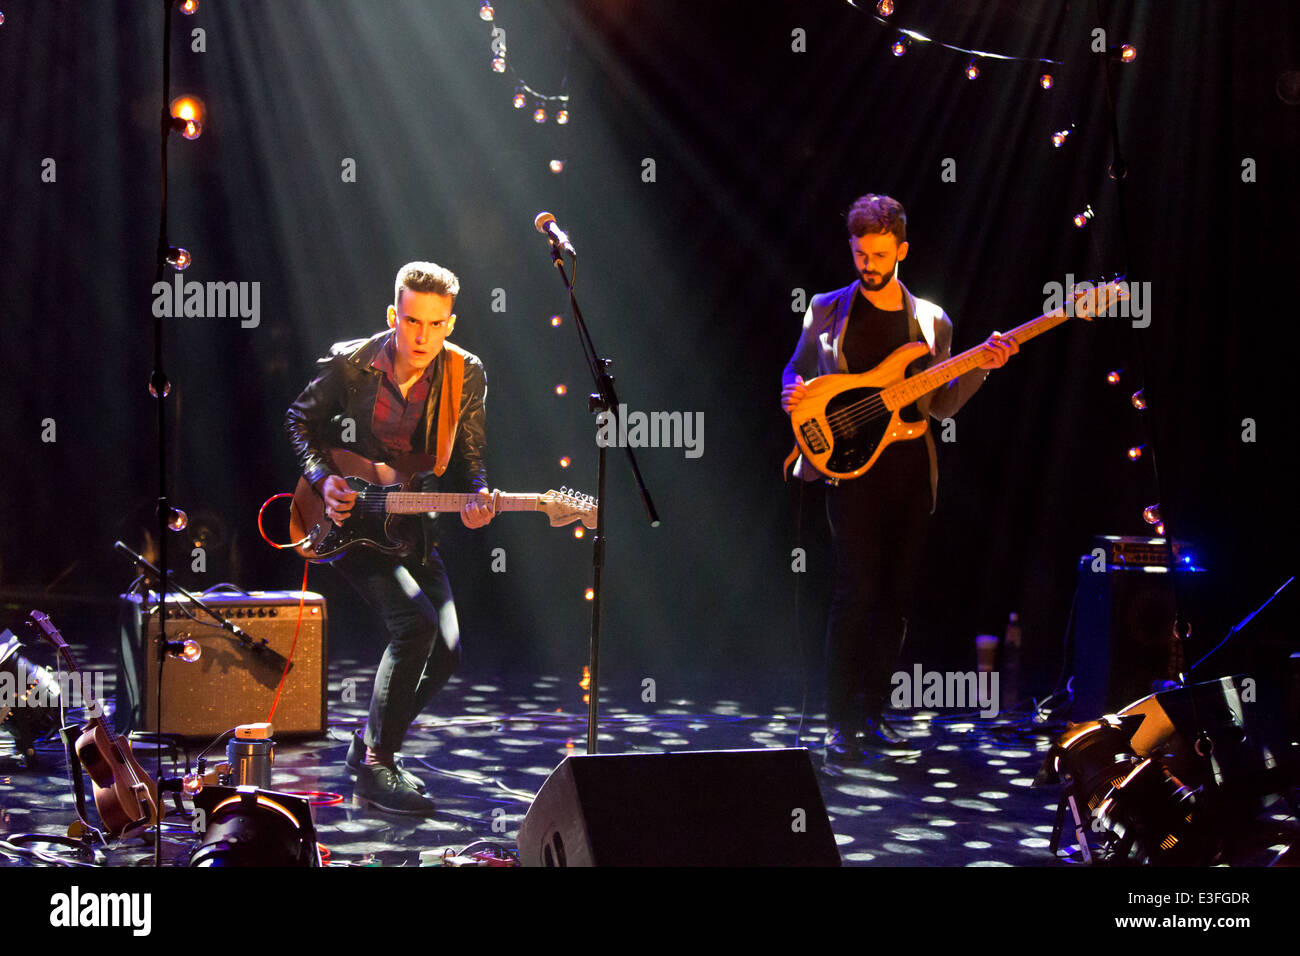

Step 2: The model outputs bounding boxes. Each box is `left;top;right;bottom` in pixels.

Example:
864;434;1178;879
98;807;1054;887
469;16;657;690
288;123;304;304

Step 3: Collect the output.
28;610;160;841
788;279;1128;480
289;446;598;561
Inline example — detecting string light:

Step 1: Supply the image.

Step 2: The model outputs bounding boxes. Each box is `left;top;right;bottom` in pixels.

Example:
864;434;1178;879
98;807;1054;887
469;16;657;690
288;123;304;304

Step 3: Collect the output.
554;384;567;395
165;246;192;271
167;507;189;532
574;527;585;539
876;0;894;15
1052;128;1071;147
1106;370;1122;385
584;588;594;601
513;91;526;109
491;56;506;73
550;314;562;327
555;108;569;125
479;1;494;20
891;36;908;56
559;457;571;468
549;159;564;173
1131;389;1146;410
169;95;205;140
483;8;572;123
1073;204;1095;228
177;0;198;13
1142;505;1161;526
1040;73;1054;90
1127;445;1144;460
966;58;980;80
533;107;547;123
1120;44;1137;63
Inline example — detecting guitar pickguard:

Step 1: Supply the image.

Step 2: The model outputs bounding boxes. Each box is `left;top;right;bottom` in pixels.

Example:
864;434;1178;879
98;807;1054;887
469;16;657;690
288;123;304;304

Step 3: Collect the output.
308;478;414;559
821;386;890;476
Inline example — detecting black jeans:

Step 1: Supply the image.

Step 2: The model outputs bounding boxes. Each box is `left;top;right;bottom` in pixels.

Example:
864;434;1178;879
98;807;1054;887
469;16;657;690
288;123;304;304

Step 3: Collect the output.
824;441;931;730
333;546;461;754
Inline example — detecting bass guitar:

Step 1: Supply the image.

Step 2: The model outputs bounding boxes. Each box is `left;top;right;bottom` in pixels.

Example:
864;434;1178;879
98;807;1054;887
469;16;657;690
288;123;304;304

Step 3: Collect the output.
289;446;598;561
788;279;1127;480
28;610;160;841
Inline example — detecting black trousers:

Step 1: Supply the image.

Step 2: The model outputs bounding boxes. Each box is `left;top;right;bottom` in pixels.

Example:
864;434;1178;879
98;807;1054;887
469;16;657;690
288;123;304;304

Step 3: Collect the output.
824;441;931;729
333;546;461;754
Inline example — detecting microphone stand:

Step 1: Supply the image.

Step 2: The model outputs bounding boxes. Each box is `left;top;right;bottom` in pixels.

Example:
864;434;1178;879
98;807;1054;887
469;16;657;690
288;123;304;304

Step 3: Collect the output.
543;239;659;754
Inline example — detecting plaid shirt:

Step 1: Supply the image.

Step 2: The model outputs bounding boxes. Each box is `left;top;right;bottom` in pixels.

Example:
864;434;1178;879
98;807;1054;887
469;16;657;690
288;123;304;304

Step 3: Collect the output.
368;333;434;456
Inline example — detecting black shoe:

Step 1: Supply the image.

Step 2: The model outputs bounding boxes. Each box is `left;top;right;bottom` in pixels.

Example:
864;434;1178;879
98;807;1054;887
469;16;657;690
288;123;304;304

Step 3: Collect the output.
860;716;921;757
345;732;427;793
823;723;867;764
353;761;438;816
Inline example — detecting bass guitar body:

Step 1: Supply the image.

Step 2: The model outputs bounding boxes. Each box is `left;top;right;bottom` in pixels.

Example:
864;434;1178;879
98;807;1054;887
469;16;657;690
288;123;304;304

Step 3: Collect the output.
790;341;931;480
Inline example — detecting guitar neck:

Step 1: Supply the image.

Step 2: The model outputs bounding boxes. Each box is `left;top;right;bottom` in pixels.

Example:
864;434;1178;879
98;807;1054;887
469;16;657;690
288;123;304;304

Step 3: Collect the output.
382;492;543;515
883;307;1072;410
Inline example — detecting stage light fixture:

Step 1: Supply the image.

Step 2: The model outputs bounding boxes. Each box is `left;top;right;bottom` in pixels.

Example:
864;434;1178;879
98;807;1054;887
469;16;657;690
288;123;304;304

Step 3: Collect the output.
1143;504;1161;526
1131;389;1146;409
1040;73;1053;89
966;58;980;80
533;107;547;123
549;159;564;173
165;246;191;271
492;56;507;73
166;507;189;532
1120;44;1137;63
166;638;202;663
189;786;320;867
176;0;198;14
555;108;569;124
479;1;494;20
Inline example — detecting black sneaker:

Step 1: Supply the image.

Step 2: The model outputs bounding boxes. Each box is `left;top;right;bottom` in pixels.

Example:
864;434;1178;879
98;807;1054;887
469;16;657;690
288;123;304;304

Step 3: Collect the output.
345;732;427;793
860;717;921;757
353;761;438;815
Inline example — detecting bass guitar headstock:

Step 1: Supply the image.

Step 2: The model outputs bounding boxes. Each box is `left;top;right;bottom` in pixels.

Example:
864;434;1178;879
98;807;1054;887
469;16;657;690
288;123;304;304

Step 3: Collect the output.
1072;275;1130;322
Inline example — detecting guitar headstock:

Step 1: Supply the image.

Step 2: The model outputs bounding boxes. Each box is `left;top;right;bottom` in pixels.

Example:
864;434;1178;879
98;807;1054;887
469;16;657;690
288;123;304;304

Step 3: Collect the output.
28;609;81;673
1071;276;1129;322
539;487;599;529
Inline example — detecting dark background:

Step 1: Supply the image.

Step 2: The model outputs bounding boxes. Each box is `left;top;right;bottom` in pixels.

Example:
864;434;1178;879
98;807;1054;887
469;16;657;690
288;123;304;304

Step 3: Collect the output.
1;1;1295;710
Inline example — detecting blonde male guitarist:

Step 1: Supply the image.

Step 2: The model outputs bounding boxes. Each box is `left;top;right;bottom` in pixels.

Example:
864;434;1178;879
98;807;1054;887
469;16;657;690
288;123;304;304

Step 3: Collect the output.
285;261;495;813
781;195;1018;761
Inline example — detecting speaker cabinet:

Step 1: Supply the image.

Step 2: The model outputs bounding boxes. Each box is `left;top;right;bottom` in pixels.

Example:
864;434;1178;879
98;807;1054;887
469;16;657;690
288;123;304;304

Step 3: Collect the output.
517;749;841;866
117;591;327;739
1072;562;1208;719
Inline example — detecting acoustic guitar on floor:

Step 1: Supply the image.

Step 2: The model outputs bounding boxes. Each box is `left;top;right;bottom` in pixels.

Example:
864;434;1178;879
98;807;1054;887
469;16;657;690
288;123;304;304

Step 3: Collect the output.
788;279;1127;481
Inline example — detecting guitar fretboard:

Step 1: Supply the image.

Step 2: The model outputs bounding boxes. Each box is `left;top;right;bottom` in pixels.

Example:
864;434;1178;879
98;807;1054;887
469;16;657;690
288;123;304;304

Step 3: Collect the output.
383;492;542;515
882;308;1072;410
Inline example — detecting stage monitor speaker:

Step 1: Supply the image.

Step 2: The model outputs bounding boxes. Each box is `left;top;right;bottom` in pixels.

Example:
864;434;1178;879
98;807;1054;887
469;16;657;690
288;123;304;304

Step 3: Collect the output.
117;591;327;739
1072;560;1208;719
517;748;840;866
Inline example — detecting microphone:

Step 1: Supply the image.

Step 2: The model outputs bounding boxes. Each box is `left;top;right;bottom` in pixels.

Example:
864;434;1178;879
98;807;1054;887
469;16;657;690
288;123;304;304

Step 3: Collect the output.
534;211;576;256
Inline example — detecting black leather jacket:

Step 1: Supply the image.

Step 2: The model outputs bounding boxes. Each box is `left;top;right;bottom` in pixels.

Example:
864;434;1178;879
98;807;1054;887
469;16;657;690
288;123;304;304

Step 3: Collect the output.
284;330;488;552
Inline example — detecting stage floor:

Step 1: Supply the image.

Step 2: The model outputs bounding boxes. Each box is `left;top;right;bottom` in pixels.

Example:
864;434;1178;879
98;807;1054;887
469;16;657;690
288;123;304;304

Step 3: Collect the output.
0;648;1114;867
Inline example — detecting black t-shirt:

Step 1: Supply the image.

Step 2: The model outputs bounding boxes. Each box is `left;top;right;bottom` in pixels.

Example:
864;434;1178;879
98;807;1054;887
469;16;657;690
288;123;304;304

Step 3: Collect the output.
841;288;929;476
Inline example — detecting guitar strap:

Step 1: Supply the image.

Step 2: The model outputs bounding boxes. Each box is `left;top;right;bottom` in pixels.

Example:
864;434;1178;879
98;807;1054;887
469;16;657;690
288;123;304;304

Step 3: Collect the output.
431;347;466;476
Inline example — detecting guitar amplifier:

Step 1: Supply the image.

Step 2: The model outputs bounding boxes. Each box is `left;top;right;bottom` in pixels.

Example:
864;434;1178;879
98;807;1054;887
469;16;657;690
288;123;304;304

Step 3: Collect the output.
117;591;327;739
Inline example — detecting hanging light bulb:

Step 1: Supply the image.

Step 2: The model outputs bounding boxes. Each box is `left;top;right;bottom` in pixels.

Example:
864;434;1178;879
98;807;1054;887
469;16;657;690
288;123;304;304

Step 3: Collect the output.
1127;445;1144;460
1143;504;1161;526
555;108;569;124
555;384;567;396
491;56;506;73
149;373;171;398
1131;389;1147;410
1120;44;1137;63
167;507;189;532
1106;369;1122;385
550;315;562;327
177;0;199;14
479;1;494;21
574;527;585;539
165;246;192;271
1040;73;1054;90
1073;204;1095;228
891;36;908;56
170;95;205;140
559;456;571;468
584;588;594;601
876;0;894;15
549;159;564;173
167;638;202;662
513;91;527;109
533;107;547;123
966;58;980;80
1052;129;1070;148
